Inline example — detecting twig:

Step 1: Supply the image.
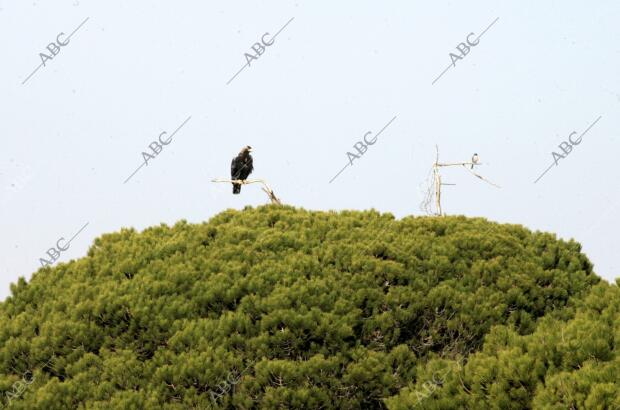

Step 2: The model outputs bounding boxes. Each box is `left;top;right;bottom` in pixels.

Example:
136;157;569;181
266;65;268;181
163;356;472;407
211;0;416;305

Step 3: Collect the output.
437;161;477;167
211;178;282;205
461;165;501;189
422;146;500;216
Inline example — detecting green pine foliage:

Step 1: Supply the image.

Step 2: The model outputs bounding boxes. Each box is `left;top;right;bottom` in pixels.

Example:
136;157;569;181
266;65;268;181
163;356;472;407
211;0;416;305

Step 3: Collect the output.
0;205;611;409
385;282;620;409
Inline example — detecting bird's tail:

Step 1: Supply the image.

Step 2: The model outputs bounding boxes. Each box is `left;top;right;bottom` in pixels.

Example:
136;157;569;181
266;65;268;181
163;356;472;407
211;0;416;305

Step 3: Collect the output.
232;183;241;194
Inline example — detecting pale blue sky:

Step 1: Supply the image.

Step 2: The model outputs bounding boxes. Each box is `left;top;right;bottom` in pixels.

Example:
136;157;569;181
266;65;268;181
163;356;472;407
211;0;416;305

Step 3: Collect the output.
1;0;619;300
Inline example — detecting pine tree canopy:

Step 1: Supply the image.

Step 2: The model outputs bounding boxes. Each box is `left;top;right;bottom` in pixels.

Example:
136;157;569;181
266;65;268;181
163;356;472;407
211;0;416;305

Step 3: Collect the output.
1;205;617;409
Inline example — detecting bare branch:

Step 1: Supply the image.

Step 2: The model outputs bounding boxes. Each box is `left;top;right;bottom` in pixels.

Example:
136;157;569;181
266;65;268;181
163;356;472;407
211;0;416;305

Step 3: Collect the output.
211;178;282;205
437;161;479;167
420;147;500;216
461;165;501;189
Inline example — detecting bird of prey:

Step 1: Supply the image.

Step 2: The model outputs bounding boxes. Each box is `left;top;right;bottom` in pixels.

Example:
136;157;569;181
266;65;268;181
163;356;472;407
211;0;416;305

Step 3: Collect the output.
471;153;479;169
231;146;254;194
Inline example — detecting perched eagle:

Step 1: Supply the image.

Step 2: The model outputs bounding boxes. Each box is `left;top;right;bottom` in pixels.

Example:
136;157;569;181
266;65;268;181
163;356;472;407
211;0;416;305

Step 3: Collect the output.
231;145;254;194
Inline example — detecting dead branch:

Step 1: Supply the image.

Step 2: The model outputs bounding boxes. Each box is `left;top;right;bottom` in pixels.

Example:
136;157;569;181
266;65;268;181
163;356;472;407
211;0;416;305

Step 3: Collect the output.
211;178;282;205
420;146;500;216
461;165;501;189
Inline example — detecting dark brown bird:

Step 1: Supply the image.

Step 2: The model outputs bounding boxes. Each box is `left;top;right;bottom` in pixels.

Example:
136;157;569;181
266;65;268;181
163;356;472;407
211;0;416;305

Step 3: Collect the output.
231;146;254;194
